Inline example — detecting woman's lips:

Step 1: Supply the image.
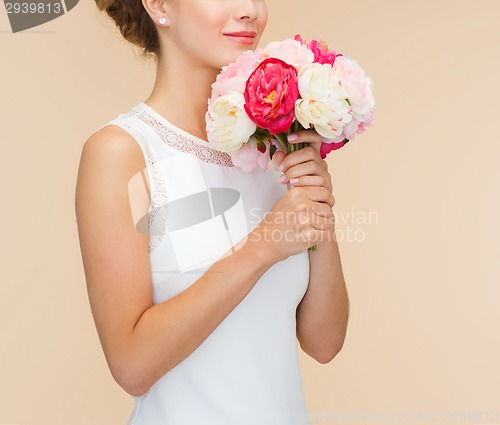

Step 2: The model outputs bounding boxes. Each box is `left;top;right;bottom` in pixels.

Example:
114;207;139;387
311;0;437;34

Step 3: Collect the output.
223;34;256;45
223;31;257;45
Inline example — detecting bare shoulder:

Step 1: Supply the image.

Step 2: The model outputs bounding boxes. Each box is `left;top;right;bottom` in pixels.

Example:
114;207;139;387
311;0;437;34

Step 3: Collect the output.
75;123;153;388
80;124;147;176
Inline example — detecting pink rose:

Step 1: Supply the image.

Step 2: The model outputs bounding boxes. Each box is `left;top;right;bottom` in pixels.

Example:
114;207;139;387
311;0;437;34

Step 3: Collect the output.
340;108;375;141
332;55;375;123
211;50;263;99
294;34;342;66
261;39;314;72
319;138;347;159
230;137;271;173
256;140;272;170
244;58;299;135
357;109;375;133
341;118;360;140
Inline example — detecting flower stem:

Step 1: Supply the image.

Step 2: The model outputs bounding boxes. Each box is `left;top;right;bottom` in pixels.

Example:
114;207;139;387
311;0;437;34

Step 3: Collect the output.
274;132;291;154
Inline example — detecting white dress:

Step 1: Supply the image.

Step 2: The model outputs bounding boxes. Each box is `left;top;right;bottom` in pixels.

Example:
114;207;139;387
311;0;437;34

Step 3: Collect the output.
95;102;312;425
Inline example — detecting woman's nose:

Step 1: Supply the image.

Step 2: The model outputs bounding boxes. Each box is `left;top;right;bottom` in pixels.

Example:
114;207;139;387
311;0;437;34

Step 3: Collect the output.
235;0;259;21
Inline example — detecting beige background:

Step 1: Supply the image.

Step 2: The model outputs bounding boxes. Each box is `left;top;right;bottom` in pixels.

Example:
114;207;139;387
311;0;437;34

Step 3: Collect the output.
1;0;499;424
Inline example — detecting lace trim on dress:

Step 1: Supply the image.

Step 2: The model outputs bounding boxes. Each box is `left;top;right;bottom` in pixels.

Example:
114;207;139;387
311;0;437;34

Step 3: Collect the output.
134;106;235;168
110;119;168;254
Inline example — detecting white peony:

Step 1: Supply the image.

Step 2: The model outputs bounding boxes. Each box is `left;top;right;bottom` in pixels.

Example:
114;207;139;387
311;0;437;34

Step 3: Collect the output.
295;63;352;140
205;92;256;153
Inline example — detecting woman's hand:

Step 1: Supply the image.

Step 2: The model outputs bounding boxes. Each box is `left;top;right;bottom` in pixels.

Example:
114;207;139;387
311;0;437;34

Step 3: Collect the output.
247;129;337;260
275;129;337;249
273;129;334;197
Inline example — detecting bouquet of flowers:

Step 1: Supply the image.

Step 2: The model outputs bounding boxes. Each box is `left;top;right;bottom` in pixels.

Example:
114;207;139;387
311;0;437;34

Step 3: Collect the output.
205;34;375;173
205;34;375;251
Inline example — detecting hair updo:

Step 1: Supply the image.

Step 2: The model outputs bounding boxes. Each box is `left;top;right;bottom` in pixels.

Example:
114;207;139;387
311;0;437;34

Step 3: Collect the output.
95;0;160;62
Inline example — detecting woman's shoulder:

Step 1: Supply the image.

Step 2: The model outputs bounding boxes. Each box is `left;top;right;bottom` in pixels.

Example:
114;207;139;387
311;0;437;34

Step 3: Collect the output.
83;103;145;164
76;122;152;237
90;103;142;137
82;123;142;165
80;118;149;190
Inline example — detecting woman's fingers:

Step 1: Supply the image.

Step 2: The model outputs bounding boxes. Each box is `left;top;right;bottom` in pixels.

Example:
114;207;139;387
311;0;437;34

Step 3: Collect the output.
278;146;326;172
292;186;335;209
289;175;331;191
287;129;323;153
271;149;286;167
280;160;321;181
279;154;332;192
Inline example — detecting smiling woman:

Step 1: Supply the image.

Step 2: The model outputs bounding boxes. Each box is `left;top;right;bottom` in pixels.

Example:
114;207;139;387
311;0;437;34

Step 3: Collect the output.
75;0;348;424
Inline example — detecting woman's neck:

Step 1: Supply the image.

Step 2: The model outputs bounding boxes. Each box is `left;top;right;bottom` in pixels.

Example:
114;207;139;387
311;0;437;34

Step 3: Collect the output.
145;53;220;141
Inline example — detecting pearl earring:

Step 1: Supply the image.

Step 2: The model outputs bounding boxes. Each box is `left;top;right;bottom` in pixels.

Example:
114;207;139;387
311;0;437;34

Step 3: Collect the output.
159;17;167;25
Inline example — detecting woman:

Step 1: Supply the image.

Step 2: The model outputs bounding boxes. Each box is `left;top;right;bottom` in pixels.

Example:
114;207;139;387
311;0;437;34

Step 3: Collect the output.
75;0;349;423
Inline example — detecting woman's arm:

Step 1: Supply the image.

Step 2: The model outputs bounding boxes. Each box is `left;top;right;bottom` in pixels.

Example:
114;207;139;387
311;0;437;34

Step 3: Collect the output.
274;135;350;364
75;126;274;397
296;235;349;363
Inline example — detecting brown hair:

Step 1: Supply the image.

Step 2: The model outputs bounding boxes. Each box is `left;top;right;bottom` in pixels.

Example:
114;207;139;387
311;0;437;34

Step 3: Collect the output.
94;0;160;62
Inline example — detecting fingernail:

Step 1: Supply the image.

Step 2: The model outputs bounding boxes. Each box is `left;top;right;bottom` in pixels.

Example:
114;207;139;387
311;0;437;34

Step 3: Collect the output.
290;178;299;184
288;134;298;141
278;163;285;172
279;174;286;183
